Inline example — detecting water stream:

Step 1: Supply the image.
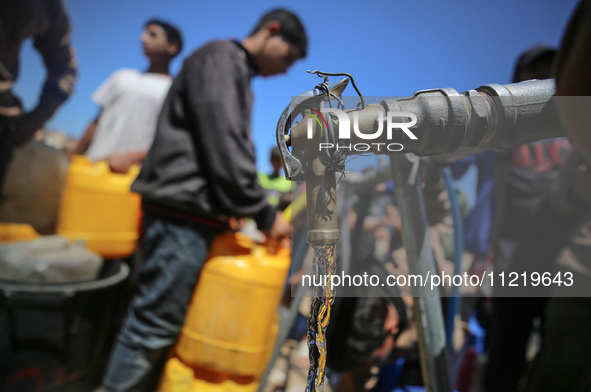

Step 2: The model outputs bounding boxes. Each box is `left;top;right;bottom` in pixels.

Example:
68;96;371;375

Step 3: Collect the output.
305;243;337;392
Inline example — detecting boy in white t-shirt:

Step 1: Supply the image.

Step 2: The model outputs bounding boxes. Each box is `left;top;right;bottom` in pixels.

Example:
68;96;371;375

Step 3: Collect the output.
71;19;182;173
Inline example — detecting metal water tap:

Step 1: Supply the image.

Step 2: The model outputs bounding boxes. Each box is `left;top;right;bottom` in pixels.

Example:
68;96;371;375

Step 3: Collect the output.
276;76;349;246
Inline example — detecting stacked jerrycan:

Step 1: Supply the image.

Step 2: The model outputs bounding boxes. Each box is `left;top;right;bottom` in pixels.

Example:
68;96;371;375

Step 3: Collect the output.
158;229;291;392
56;155;141;259
0;223;40;243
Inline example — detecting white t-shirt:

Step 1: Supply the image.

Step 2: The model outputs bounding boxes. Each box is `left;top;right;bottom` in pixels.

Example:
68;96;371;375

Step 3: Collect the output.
85;69;172;162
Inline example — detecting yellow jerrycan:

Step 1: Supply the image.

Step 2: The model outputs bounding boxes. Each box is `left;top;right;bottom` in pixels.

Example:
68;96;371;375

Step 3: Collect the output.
158;231;290;392
0;223;40;243
56;155;141;258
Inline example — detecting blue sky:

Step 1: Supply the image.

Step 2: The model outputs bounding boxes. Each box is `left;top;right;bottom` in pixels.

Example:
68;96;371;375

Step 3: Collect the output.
14;0;579;173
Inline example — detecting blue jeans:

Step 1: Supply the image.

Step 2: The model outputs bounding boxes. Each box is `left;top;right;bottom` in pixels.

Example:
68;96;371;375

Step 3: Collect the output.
103;211;219;392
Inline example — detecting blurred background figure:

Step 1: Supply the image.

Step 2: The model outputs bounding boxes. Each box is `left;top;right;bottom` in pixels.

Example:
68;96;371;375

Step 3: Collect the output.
0;0;77;193
524;150;591;391
553;0;591;165
70;19;182;174
524;3;591;388
483;45;574;392
258;146;292;209
326;294;409;392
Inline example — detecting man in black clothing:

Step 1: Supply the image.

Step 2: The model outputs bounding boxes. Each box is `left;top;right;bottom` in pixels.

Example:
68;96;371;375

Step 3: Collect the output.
102;9;307;392
483;46;574;392
0;0;77;193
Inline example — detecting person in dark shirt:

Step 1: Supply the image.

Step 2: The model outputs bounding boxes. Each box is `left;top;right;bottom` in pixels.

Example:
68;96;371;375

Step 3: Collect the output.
553;0;591;166
524;3;591;388
102;9;307;392
483;46;574;392
0;0;77;193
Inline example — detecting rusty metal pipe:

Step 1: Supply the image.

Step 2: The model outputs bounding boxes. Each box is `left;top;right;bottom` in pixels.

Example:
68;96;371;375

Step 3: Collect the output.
280;79;559;245
289;79;561;159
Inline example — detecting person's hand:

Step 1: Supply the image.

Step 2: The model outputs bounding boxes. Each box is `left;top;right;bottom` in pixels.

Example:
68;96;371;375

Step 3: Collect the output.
228;217;247;231
263;212;291;249
105;151;146;174
106;154;135;174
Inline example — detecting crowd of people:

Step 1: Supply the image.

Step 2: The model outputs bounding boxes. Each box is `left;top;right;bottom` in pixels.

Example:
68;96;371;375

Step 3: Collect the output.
1;0;591;391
